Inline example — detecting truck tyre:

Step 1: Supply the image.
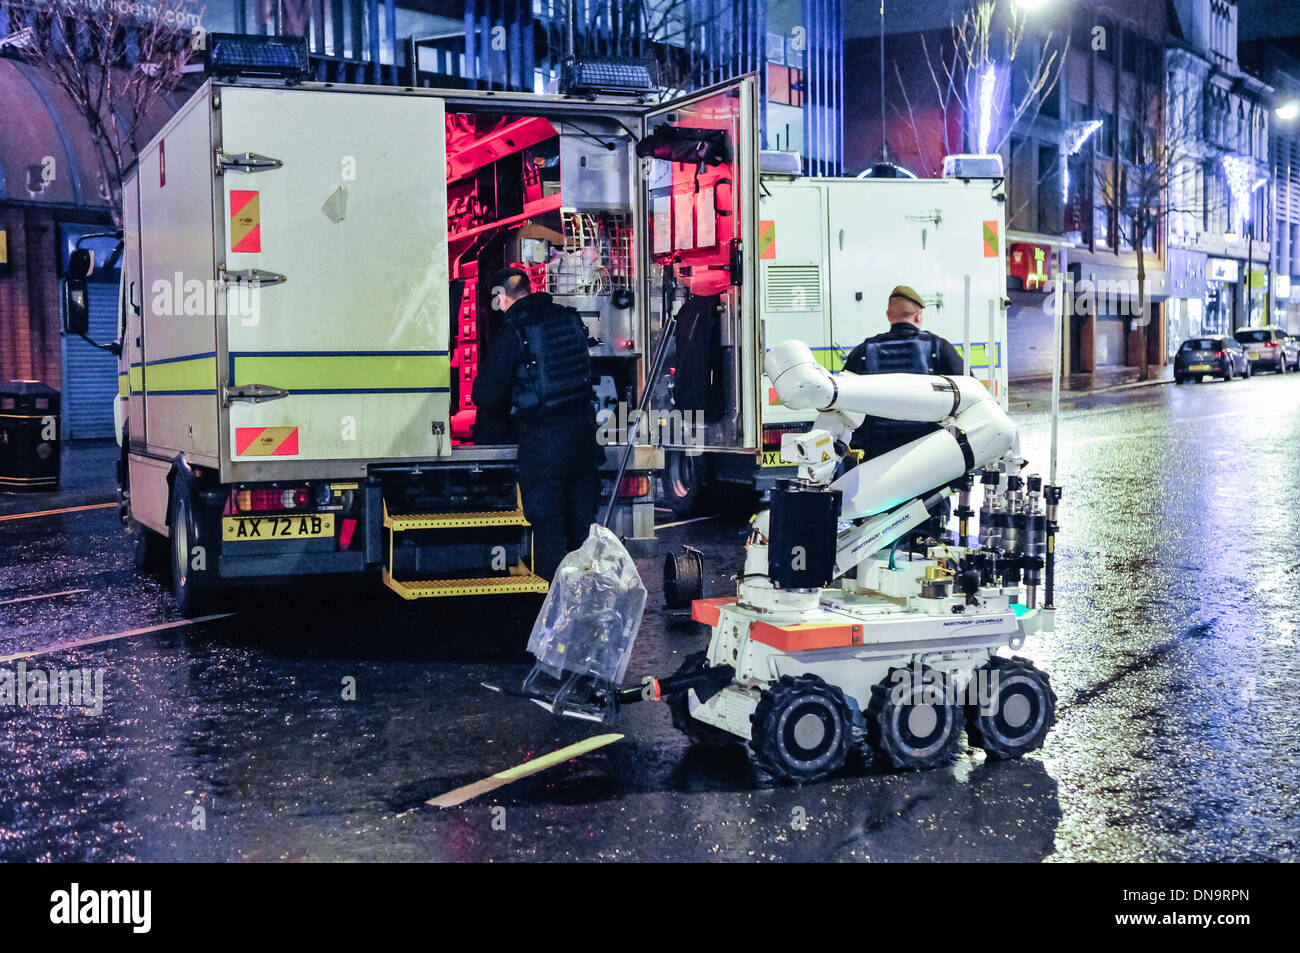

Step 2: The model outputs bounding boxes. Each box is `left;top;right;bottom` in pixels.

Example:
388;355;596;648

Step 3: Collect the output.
662;450;708;516
964;655;1056;760
129;520;167;571
666;652;739;747
749;673;852;783
169;482;211;616
865;665;965;771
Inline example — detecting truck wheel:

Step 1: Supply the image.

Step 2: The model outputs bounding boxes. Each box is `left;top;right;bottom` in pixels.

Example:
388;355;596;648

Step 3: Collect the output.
169;483;211;616
666;652;739;747
865;665;965;771
964;656;1056;760
662;450;707;516
129;520;166;570
749;674;851;783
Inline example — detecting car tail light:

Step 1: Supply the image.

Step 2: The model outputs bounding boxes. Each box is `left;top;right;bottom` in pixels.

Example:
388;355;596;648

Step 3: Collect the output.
616;475;650;498
1216;350;1226;358
1266;341;1278;349
236;486;311;512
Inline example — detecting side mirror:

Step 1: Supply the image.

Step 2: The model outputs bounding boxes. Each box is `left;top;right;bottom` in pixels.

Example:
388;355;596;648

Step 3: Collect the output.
68;247;95;279
65;278;90;336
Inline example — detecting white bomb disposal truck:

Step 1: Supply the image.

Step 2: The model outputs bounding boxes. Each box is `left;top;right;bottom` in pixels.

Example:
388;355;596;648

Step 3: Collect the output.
63;37;771;614
660;157;1010;513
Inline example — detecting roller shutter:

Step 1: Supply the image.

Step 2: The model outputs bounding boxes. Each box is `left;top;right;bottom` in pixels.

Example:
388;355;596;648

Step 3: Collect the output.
60;279;119;439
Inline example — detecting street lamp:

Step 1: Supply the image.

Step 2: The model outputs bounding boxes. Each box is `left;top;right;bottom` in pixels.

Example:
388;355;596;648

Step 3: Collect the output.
1277;100;1300;122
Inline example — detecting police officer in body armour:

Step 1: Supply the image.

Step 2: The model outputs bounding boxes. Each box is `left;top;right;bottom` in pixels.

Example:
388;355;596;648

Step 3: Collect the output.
473;267;599;581
843;284;965;461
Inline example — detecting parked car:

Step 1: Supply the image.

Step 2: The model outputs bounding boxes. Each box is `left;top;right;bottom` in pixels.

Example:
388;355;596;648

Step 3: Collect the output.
1233;326;1298;373
1174;336;1250;383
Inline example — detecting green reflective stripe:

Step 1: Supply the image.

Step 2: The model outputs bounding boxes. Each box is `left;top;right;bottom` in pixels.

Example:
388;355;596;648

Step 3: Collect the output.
146;356;217;393
232;353;450;391
956;343;1001;368
810;348;845;372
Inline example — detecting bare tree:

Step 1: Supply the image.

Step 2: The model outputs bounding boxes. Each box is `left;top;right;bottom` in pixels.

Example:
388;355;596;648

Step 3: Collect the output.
919;0;1067;161
9;0;198;218
1092;50;1211;379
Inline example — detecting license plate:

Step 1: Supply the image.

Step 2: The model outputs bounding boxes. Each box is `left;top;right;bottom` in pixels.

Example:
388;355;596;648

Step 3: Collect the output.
222;513;335;541
761;450;791;468
1249;351;1263;360
1189;364;1211;371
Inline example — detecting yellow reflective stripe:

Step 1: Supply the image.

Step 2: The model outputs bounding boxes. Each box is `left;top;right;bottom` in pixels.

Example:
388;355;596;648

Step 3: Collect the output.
232;353;450;391
146;356;217;393
118;373;129;398
129;365;143;391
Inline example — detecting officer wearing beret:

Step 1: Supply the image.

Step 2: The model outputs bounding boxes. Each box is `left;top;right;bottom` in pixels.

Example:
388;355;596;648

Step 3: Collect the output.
843;285;964;461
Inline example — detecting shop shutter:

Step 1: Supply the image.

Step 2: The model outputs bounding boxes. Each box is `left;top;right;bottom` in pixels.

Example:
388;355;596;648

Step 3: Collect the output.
60;280;120;439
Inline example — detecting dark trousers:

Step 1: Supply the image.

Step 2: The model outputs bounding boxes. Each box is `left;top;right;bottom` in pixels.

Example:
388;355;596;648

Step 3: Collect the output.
519;465;598;580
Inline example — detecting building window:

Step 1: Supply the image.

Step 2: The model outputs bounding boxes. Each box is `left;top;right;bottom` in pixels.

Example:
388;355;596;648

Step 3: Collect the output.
1097;110;1115;157
1038;145;1062;233
767;64;804;106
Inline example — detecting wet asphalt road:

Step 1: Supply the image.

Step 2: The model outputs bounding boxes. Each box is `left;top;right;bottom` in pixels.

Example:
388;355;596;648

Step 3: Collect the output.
1;373;1298;862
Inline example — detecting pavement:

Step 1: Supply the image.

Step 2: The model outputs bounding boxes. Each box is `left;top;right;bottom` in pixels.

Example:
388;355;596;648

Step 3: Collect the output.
1;373;1297;861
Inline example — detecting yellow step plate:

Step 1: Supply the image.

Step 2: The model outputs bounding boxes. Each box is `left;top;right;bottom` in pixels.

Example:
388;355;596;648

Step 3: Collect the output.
382;569;549;599
384;509;530;530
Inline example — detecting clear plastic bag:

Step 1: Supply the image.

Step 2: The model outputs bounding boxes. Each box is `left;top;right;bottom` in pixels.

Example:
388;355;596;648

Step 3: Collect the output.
525;525;647;713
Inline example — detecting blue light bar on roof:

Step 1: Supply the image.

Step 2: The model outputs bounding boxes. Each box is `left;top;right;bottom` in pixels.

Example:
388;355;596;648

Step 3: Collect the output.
205;33;310;81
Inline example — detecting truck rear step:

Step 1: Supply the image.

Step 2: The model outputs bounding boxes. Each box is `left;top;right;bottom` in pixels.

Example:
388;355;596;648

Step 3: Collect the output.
380;495;548;598
382;570;549;599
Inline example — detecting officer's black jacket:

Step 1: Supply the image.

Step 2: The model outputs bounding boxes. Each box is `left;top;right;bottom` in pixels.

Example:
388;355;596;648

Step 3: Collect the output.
842;322;965;459
472;292;599;476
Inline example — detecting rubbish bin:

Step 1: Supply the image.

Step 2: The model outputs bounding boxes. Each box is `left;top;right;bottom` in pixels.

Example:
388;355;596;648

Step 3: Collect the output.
0;381;60;491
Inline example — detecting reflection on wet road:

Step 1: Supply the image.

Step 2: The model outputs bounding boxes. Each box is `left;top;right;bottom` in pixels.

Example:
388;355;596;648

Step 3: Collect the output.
1;374;1296;861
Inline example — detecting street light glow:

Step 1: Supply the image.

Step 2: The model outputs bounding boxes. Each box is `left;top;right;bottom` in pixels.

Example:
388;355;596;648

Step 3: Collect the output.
1277;100;1300;121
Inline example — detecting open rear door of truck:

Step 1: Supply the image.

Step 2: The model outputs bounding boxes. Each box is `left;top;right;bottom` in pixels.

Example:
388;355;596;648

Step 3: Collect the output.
638;75;761;455
214;84;449;481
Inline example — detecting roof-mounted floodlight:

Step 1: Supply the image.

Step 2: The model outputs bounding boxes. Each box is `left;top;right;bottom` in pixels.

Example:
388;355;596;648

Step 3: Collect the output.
560;59;655;97
759;151;802;177
942;154;1004;179
205;33;311;81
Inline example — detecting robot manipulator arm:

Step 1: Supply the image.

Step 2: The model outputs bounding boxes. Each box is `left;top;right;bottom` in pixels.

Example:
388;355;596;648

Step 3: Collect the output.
765;339;1020;519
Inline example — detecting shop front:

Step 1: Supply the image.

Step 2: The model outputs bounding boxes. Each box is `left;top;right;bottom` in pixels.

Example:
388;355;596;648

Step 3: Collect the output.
1166;248;1208;359
1205;257;1238;335
1006;238;1057;381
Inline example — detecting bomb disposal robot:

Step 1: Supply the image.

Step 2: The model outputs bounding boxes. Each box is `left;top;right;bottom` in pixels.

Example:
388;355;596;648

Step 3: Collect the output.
647;339;1061;783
